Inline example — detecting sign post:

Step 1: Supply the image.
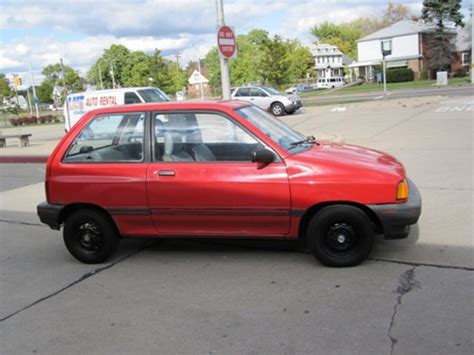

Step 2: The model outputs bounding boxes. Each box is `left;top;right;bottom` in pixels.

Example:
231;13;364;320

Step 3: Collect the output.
215;0;232;100
381;39;392;98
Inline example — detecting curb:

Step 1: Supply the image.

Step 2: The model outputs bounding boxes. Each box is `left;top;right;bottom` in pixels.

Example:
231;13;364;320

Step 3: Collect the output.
0;156;49;163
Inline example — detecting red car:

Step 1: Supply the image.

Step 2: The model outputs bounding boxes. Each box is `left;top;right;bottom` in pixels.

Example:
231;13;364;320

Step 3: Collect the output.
37;101;421;267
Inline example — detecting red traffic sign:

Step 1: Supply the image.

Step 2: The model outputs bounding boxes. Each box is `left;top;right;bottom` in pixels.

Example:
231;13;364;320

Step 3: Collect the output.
217;25;236;59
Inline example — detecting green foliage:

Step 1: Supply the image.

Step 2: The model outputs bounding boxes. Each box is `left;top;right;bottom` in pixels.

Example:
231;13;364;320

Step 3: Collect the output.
203;29;313;93
42;63;84;92
87;46;186;95
36;81;54;103
310;2;412;58
0;73;13;101
422;0;464;29
386;68;414;83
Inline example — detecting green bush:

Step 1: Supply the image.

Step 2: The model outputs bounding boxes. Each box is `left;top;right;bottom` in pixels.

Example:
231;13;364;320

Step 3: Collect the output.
386;68;414;83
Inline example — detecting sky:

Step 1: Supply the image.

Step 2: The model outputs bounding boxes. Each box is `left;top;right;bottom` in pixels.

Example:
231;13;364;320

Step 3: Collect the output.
0;0;470;87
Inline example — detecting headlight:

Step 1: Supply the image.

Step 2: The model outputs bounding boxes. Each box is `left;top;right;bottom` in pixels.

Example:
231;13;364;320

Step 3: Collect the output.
396;179;409;201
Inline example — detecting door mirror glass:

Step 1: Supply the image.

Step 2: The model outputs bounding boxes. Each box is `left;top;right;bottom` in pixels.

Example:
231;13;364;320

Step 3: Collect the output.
251;148;275;164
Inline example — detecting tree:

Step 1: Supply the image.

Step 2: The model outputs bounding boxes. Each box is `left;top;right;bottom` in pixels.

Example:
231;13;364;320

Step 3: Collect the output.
422;0;464;30
260;35;291;86
422;0;464;72
42;63;84;92
310;3;412;58
0;74;13;103
36;81;54;103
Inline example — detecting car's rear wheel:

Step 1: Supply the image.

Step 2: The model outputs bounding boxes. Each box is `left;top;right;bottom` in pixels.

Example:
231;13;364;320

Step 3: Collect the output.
307;205;374;267
63;209;119;264
270;102;285;116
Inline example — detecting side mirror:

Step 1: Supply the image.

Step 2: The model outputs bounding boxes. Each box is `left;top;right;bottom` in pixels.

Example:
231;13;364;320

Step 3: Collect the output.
251;148;275;164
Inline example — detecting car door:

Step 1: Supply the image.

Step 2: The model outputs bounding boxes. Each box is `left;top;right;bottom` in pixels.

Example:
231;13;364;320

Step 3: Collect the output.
146;110;291;237
249;87;271;110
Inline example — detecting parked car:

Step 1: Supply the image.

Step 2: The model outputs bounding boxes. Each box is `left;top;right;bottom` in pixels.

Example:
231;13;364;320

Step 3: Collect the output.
285;84;313;94
231;86;302;116
37;101;421;267
64;87;170;131
315;77;346;89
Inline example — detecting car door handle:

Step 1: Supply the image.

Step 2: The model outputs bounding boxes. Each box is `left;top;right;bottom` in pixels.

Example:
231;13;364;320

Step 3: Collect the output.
154;170;175;176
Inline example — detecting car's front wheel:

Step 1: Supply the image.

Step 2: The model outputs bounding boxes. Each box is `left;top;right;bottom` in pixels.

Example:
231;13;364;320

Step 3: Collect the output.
63;209;119;264
270;102;285;116
307;205;374;267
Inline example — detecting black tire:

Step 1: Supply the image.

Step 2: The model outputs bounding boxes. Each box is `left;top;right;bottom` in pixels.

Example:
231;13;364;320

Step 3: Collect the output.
307;205;374;267
270;102;285;116
63;209;119;264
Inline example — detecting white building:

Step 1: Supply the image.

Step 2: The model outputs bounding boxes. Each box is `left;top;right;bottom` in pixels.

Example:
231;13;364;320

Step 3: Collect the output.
187;69;210;98
312;44;353;79
349;20;437;81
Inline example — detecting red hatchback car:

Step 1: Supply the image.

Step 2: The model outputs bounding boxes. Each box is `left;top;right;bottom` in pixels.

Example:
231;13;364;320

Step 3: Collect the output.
37;101;421;267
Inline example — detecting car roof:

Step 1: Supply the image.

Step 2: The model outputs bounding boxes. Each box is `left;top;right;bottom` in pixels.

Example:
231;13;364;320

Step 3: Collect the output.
84;100;250;116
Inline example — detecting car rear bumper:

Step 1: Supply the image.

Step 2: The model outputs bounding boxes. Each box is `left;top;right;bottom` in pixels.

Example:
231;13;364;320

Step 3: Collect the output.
37;201;64;230
368;179;422;239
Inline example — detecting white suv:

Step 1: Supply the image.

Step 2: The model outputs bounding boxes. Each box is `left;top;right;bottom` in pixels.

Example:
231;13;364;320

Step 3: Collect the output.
231;86;302;116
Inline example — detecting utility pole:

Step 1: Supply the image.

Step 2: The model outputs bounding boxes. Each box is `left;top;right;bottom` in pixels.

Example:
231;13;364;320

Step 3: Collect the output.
175;52;181;93
109;60;116;89
60;58;71;129
216;0;231;99
26;85;33;115
28;59;40;117
98;62;104;90
197;58;204;100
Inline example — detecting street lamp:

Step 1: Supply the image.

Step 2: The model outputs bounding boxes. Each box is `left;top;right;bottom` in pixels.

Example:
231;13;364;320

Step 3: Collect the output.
381;39;392;98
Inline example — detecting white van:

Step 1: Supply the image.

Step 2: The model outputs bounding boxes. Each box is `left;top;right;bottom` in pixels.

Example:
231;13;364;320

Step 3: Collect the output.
64;87;170;130
315;77;346;89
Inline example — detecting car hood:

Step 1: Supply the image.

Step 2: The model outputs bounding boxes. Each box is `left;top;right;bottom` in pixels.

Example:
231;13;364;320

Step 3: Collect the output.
288;141;406;178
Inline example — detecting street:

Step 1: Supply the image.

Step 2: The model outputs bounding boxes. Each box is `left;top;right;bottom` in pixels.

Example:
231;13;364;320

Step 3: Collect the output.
302;84;474;105
0;95;473;355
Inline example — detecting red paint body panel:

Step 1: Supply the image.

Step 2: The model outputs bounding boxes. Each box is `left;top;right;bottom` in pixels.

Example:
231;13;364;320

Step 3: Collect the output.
45;101;408;239
146;162;291;236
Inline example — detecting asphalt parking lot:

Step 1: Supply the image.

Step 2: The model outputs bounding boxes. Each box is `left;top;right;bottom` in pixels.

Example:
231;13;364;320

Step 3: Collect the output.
0;95;473;354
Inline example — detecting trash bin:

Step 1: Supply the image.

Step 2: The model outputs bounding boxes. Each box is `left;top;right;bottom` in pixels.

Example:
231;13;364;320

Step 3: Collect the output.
376;73;383;84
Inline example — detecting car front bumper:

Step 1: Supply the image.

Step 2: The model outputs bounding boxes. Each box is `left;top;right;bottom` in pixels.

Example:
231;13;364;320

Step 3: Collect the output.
285;101;302;112
368;179;422;239
37;201;64;230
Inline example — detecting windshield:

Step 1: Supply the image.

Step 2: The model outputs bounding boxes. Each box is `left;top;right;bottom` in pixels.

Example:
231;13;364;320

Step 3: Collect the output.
137;88;171;103
262;87;281;95
236;105;311;153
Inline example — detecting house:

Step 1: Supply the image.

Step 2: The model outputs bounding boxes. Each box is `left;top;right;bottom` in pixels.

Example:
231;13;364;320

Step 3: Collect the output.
187;69;210;98
349;20;438;81
312;44;353;79
452;20;472;75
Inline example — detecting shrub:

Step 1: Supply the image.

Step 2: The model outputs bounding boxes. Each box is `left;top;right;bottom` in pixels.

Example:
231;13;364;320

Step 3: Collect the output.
39;116;46;124
386;68;414;83
453;68;467;78
16;117;26;125
9;118;18;126
28;116;38;124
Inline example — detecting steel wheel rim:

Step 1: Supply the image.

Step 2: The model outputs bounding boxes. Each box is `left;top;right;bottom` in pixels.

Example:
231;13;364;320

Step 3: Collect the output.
323;222;357;255
75;222;104;252
273;105;282;115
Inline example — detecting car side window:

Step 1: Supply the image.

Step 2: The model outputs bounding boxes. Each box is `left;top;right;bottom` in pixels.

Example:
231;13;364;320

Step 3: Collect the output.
153;112;260;162
235;88;250;97
250;88;267;97
124;92;142;104
64;113;145;162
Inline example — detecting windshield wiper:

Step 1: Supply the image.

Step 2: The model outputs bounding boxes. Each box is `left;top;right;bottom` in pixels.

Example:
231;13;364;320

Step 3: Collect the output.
289;135;318;149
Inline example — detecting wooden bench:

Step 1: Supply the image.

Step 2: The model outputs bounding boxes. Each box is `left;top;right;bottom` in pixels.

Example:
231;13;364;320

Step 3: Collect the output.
0;134;32;147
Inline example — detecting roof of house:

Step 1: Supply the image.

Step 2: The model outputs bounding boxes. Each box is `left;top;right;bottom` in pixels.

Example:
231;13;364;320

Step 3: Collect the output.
358;20;437;42
456;20;472;51
188;70;209;85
